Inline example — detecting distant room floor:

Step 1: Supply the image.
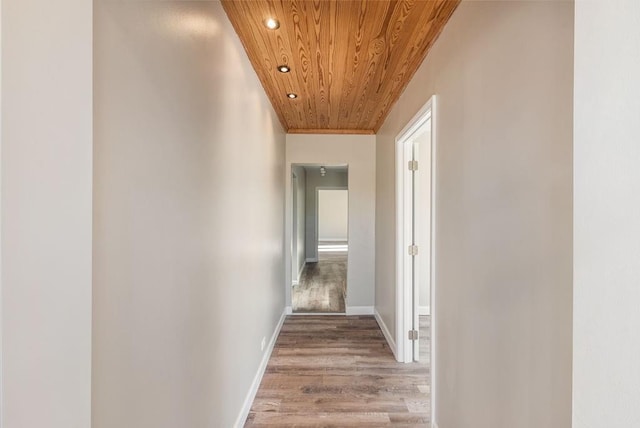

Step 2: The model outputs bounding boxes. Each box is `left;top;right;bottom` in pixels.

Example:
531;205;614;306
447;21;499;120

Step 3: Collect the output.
292;242;347;313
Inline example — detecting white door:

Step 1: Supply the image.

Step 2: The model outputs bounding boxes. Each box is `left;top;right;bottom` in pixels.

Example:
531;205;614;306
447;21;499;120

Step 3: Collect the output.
397;108;433;363
405;129;429;362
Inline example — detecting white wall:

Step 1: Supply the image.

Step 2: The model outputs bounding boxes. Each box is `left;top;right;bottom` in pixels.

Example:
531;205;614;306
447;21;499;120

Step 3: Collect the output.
304;167;349;259
375;2;573;427
286;135;375;310
318;190;349;241
93;2;285;427
574;1;640;426
1;0;93;426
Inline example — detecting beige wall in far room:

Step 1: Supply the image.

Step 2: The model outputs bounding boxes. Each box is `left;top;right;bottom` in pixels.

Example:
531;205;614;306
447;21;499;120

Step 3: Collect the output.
318;189;349;242
303;167;348;260
375;1;574;427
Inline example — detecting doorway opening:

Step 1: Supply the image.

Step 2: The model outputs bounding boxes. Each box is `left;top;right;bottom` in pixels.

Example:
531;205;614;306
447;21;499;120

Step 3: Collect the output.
395;95;436;414
291;165;349;313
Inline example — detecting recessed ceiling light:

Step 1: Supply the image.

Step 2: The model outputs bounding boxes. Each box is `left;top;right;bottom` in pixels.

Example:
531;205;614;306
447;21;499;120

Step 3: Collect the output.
287;93;298;99
264;18;280;30
277;65;291;73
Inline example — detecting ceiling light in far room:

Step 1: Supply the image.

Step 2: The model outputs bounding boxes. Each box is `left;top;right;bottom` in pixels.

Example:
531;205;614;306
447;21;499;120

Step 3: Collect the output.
277;65;290;73
264;18;280;30
287;93;298;99
320;166;326;177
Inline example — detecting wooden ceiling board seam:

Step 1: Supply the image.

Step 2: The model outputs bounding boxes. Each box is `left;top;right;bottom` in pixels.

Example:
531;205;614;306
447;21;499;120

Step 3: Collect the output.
344;2;392;129
351;1;413;129
372;0;461;132
337;0;367;128
290;0;319;128
220;1;291;131
361;0;424;129
318;0;333;128
282;0;317;127
366;0;439;130
300;0;323;128
326;0;345;130
269;0;306;127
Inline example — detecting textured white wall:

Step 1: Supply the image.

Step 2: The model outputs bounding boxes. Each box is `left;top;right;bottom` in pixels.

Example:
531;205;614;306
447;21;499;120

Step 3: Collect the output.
286;135;375;309
318;190;349;241
1;0;93;426
375;2;573;427
574;1;640;426
93;2;285;426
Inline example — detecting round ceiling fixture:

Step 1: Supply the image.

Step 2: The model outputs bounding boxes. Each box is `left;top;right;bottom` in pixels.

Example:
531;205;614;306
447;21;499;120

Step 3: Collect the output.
277;65;291;73
287;93;298;99
264;18;280;30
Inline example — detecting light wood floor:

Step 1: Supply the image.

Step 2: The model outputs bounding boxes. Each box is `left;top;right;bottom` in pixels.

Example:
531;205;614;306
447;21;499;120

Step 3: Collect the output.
292;249;347;313
245;315;430;427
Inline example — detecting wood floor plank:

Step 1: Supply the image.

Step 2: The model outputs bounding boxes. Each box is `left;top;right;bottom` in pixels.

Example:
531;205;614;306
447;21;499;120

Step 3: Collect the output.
245;315;430;427
292;250;347;313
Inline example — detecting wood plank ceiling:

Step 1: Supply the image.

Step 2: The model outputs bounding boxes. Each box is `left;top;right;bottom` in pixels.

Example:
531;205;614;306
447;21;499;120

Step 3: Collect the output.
221;0;460;134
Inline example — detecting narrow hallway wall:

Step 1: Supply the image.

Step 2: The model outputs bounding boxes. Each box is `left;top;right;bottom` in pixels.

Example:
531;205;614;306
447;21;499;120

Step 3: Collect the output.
375;1;573;427
1;0;93;426
574;1;640;426
93;2;285;427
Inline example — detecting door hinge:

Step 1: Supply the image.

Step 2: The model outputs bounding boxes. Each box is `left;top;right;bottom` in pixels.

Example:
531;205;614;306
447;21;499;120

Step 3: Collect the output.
409;330;419;341
408;245;419;256
408;160;419;171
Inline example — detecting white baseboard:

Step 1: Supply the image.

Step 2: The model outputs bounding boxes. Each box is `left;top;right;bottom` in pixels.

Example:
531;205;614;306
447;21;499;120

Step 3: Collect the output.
346;306;374;315
297;262;306;283
233;308;287;428
305;257;318;263
419;305;431;316
292;262;306;286
286;306;345;315
289;312;346;315
285;306;373;316
374;308;397;360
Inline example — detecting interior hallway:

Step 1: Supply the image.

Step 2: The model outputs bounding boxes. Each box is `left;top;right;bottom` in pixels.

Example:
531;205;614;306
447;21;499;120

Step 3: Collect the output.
246;316;430;427
6;0;638;427
292;243;348;313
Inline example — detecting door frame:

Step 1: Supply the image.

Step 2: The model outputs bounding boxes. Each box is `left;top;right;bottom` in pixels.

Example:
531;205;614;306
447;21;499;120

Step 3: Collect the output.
291;172;299;285
287;164;350;316
395;95;437;420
